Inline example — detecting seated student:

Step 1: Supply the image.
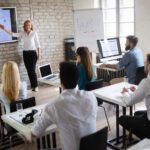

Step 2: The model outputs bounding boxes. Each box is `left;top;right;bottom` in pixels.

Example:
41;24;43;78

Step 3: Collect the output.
31;62;98;150
0;61;27;114
119;54;150;139
100;35;144;84
76;47;96;90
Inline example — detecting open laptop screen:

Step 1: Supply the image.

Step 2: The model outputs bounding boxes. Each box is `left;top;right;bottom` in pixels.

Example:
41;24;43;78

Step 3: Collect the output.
39;64;52;78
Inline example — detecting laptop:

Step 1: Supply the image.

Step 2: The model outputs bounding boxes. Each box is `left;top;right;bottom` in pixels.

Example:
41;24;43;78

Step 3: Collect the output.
38;64;58;80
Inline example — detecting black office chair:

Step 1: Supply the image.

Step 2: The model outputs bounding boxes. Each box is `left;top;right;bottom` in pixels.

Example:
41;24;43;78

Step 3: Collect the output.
40;127;108;150
135;66;147;85
85;79;111;130
79;127;108;150
5;97;36;149
0;102;4;140
10;97;36;112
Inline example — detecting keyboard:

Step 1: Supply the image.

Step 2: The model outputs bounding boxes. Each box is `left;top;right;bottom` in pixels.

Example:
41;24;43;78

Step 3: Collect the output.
44;75;57;80
106;60;119;64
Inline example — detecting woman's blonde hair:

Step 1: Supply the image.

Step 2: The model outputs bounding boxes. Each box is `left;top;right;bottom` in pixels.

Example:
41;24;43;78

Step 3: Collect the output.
2;61;20;102
23;20;33;31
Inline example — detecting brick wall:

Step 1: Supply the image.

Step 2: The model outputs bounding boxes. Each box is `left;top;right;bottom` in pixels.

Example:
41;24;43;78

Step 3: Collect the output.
0;0;73;84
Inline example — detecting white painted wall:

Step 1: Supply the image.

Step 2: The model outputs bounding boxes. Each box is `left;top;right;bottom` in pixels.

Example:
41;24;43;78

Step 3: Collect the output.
135;0;150;59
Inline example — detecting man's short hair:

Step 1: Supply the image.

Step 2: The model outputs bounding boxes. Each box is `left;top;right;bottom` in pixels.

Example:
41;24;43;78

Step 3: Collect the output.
59;62;79;89
126;35;138;46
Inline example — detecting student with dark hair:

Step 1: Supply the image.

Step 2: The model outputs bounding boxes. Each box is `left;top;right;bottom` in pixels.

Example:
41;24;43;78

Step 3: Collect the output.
100;35;144;84
76;47;96;90
119;54;150;139
59;62;79;89
31;62;98;150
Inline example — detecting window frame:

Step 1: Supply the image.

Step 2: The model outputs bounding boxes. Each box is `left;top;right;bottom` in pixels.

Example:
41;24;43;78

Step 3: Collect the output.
101;0;135;50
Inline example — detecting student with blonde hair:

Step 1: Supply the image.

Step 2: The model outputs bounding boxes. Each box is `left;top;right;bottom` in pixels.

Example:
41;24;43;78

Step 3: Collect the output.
0;61;27;114
0;20;40;92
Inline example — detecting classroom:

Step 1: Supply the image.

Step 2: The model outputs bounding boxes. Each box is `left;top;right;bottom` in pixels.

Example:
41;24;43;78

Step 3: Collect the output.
0;0;150;150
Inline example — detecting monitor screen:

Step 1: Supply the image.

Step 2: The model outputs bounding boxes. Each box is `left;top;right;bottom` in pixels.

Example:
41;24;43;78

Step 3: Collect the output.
97;38;122;58
0;7;17;43
40;65;52;78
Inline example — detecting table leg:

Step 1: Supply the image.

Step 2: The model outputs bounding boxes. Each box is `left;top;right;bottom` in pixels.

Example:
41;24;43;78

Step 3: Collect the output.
130;106;133;116
47;134;51;148
116;105;119;144
123;107;126;149
37;138;41;150
52;132;57;148
1;121;5;141
59;87;62;94
129;106;133;141
42;136;46;148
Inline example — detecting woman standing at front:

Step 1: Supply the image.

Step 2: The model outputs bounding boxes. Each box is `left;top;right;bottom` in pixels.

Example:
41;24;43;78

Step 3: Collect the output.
0;20;40;92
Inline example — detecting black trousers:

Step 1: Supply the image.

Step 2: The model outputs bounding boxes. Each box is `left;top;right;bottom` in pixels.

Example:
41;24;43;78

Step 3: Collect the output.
23;50;38;88
119;110;150;139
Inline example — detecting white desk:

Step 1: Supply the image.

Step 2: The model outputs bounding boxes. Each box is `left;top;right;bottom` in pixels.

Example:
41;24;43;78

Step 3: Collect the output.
38;78;60;88
93;82;134;107
128;138;150;150
93;82;137;149
1;104;57;141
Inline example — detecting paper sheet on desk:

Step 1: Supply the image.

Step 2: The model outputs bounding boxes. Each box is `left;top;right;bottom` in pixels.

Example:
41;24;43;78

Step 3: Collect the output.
8;109;42;126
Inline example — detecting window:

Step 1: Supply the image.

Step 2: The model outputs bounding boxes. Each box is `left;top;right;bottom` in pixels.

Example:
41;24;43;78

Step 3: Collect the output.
102;0;134;50
94;0;100;8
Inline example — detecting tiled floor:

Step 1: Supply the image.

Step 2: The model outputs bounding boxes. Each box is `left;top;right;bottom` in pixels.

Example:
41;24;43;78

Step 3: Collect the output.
4;84;145;150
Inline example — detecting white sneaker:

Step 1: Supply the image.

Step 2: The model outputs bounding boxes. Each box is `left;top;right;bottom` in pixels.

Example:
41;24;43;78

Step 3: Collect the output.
32;87;39;92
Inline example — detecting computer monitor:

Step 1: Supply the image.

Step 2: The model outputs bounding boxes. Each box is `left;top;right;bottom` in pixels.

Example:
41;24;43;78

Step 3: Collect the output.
97;38;122;61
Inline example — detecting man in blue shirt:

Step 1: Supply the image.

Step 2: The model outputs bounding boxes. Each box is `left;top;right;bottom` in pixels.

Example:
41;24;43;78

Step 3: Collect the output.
100;35;144;84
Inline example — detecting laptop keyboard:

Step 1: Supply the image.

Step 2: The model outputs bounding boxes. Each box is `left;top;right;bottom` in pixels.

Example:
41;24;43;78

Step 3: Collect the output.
45;75;57;80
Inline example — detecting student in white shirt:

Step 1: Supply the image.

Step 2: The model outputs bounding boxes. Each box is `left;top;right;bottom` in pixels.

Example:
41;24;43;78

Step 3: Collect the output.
119;54;150;139
0;20;40;92
0;61;27;114
31;62;98;150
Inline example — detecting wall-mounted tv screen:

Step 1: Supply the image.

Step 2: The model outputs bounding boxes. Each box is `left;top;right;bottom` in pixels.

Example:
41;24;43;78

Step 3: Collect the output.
0;7;18;43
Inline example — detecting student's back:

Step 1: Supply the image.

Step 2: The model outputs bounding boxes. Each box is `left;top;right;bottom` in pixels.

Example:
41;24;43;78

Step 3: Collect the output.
78;64;95;90
119;47;144;84
0;61;27;114
32;88;97;150
31;62;98;150
76;47;96;90
0;82;27;114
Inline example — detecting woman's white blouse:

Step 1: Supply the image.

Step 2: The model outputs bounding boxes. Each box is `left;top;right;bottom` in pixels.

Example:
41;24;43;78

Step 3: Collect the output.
0;82;27;114
12;31;40;51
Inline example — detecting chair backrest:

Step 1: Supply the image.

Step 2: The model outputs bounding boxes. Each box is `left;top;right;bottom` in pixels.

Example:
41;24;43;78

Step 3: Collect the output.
79;127;108;150
10;97;36;113
135;67;147;85
85;79;103;91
